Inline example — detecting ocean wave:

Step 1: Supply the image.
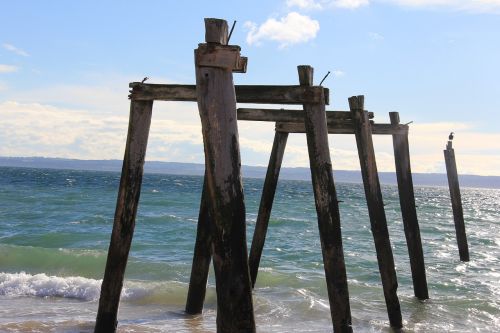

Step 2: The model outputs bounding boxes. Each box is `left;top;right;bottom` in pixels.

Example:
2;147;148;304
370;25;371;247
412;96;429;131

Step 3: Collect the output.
0;272;194;305
0;272;102;301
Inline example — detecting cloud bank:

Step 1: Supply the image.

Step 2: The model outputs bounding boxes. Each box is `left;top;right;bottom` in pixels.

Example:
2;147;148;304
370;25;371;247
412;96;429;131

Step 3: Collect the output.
286;0;500;12
245;12;320;47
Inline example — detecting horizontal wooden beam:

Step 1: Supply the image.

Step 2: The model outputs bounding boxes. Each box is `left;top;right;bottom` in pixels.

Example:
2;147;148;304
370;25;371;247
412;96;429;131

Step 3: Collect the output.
129;84;196;102
129;83;329;105
237;108;374;123
276;122;408;135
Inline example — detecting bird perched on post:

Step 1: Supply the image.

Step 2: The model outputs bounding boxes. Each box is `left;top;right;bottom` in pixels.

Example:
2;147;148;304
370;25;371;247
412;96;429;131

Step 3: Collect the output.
449;132;454;140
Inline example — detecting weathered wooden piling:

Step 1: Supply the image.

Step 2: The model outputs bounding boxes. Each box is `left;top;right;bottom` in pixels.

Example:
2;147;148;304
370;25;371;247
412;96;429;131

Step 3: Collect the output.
299;65;352;333
94;99;153;333
349;96;402;329
389;112;429;300
185;176;213;314
444;140;470;261
248;130;288;288
195;18;255;332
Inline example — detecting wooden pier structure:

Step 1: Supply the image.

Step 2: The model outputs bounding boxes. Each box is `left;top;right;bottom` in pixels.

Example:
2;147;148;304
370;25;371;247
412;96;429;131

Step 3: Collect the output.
95;18;431;333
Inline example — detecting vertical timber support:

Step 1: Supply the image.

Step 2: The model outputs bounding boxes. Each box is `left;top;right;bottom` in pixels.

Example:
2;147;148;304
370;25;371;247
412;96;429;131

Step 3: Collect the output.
349;96;402;329
94;99;153;333
444;141;470;261
185;176;213;314
389;112;429;300
249;130;289;288
195;18;255;332
299;65;352;333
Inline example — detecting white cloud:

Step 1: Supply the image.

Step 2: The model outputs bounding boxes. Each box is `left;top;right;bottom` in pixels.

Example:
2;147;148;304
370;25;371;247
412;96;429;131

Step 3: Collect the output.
287;0;369;9
286;0;324;9
0;64;18;73
2;43;29;57
245;12;320;48
332;70;345;77
286;0;500;12
333;0;370;8
378;0;500;13
0;100;206;162
385;0;500;12
368;32;384;40
286;0;370;10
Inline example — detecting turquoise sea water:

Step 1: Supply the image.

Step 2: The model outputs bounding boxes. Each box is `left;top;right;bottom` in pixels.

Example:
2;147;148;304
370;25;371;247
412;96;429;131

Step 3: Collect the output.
0;166;499;332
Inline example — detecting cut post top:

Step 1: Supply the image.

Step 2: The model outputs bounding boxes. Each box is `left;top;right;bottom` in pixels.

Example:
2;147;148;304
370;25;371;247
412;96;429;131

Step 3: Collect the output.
205;18;229;44
389;112;400;125
298;65;314;86
348;95;365;110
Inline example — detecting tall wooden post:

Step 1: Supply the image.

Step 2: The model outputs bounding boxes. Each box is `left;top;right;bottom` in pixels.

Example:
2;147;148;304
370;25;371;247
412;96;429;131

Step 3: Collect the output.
195;18;255;332
299;65;352;333
444;141;470;261
389;112;429;300
185;176;213;314
349;96;402;329
94;99;153;333
249;130;288;288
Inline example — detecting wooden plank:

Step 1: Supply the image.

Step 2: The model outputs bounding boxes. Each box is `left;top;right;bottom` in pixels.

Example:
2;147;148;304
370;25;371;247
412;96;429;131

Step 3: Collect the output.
237;108;374;122
299;65;352;333
195;19;256;332
276;121;408;135
129;83;330;105
349;96;402;329
94;100;153;333
129;83;195;102
444;141;470;261
248;131;288;288
390;112;429;300
185;176;213;314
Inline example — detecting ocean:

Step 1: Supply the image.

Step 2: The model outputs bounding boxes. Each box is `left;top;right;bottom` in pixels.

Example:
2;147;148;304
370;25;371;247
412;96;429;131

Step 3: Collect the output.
0;166;499;332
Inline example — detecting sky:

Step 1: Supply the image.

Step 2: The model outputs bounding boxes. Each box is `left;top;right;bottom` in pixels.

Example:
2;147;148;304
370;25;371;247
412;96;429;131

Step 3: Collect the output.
1;0;499;176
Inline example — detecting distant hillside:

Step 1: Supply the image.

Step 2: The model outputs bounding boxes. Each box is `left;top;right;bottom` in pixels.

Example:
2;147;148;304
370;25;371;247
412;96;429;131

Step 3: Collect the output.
1;156;499;189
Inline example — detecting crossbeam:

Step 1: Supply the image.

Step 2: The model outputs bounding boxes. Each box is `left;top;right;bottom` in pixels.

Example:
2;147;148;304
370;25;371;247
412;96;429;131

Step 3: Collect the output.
275;122;408;135
129;83;330;105
237;108;374;122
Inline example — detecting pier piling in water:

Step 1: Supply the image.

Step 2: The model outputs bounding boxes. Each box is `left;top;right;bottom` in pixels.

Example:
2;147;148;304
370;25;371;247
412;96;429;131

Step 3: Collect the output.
185;175;213;314
248;130;288;288
444;140;470;262
390;112;429;300
349;96;402;329
195;18;256;332
95;100;153;333
299;65;353;332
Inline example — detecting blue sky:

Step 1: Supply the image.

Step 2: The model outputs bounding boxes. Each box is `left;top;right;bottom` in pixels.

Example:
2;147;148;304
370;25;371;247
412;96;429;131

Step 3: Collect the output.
1;0;499;175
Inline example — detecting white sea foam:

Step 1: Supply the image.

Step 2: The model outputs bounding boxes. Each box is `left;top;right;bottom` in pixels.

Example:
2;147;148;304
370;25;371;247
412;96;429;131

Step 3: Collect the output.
0;272;186;304
0;272;102;301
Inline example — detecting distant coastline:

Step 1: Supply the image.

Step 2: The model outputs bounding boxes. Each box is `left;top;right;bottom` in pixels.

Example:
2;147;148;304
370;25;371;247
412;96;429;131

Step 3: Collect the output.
1;156;499;189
